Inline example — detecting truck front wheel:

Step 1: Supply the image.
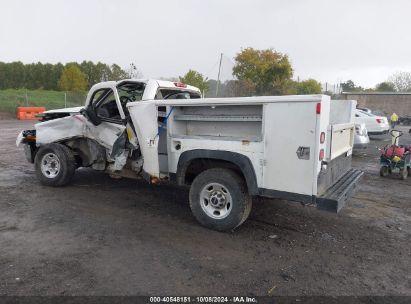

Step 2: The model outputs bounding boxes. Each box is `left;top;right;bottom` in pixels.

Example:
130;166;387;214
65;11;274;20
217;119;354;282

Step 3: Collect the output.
189;168;252;231
34;143;76;186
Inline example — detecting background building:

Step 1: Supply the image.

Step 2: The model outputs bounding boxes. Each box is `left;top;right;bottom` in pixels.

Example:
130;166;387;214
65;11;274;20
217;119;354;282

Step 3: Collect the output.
342;92;411;116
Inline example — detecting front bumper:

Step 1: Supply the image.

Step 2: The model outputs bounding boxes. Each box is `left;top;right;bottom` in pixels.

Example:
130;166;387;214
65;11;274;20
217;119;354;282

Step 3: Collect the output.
353;142;369;150
17;130;37;163
316;168;363;212
24;143;36;163
368;129;389;135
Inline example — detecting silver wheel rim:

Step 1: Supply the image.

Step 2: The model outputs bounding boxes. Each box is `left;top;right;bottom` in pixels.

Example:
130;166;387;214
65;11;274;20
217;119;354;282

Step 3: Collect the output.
40;153;61;179
200;182;232;219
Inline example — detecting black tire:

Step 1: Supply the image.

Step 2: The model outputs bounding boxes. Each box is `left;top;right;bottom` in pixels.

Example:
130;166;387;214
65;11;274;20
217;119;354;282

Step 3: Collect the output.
380;166;389;177
34;143;76;186
189;168;252;232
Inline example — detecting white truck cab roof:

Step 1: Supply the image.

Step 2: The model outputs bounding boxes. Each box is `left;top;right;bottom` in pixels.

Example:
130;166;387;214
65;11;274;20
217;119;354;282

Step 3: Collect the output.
41;79;202;115
84;79;201;107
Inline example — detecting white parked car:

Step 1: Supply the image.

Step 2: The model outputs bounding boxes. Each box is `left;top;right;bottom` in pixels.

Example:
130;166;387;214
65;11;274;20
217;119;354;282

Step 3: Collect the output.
354;109;389;135
353;123;369;151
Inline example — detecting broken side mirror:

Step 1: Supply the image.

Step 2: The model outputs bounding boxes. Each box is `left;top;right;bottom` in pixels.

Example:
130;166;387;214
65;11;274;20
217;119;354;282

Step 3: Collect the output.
81;105;102;126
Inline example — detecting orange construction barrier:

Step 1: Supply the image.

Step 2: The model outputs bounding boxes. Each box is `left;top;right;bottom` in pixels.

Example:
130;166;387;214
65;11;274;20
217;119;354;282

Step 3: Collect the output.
16;107;46;120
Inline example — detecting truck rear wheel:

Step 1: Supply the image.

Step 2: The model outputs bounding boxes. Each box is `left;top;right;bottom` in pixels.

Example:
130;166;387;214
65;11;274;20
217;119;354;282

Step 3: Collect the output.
189;168;252;231
34;143;76;186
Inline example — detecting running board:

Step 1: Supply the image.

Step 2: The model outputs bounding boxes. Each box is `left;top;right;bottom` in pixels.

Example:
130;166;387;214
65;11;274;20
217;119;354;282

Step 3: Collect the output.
316;168;363;213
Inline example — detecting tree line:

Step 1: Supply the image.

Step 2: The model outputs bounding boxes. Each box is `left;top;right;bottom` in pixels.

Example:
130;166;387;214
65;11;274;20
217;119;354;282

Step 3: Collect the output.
0;48;324;96
341;72;411;93
181;48;323;97
11;47;410;96
0;61;139;91
181;48;411;97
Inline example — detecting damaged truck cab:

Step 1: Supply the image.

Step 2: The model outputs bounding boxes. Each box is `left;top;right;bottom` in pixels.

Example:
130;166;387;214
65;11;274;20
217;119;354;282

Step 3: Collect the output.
17;79;201;184
17;79;363;231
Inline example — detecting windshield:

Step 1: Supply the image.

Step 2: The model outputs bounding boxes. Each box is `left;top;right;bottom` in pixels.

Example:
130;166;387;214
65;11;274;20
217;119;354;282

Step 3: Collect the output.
156;88;201;100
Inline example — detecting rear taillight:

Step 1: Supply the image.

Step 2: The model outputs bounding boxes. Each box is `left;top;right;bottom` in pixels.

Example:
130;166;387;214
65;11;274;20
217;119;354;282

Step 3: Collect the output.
174;82;187;88
320;132;325;143
376;118;382;123
316;102;321;114
319;149;325;160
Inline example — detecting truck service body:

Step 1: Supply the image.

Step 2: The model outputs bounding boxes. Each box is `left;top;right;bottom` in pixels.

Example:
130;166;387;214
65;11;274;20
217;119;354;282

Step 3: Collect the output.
17;79;362;231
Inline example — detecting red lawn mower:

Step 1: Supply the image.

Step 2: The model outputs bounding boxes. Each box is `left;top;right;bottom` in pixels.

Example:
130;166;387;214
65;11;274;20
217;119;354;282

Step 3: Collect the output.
379;130;411;180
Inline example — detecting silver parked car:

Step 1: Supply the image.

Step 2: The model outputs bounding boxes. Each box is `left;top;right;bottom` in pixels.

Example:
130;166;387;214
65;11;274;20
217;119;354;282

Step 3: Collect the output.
353;123;370;151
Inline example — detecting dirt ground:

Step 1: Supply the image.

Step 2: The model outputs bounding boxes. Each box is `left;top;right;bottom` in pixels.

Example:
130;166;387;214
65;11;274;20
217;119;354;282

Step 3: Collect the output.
0;119;410;296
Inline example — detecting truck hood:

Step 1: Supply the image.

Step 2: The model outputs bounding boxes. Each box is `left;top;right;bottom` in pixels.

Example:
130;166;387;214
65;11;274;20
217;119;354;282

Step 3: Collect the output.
43;106;84;114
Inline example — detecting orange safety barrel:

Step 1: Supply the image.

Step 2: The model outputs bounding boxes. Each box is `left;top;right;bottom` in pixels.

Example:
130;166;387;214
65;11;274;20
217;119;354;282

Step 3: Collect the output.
16;107;46;120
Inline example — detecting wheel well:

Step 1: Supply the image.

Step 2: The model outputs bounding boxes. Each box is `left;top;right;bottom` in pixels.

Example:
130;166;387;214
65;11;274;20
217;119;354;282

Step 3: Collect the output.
176;150;259;195
61;138;106;167
183;158;246;186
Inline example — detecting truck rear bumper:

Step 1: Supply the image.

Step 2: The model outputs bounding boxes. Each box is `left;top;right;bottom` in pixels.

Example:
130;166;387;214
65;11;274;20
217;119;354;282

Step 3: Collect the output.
316;168;363;212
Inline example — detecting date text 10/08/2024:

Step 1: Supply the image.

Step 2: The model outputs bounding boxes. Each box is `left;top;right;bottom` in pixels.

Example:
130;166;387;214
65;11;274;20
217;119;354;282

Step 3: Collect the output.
149;297;257;303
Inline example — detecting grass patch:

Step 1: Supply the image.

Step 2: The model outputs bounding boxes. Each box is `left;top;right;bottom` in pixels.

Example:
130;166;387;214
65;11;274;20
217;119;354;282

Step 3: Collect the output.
0;89;86;113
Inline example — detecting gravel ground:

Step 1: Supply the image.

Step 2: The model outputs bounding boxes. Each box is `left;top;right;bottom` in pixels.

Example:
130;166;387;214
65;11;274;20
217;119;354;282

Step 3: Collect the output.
0;119;410;296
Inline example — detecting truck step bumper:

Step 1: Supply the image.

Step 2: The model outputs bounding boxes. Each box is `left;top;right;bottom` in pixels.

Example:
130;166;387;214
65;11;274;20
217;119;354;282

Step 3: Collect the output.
316;168;363;213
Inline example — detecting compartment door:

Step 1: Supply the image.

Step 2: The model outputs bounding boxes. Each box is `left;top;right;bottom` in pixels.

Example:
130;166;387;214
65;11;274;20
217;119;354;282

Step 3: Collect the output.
328;123;354;160
263;102;317;196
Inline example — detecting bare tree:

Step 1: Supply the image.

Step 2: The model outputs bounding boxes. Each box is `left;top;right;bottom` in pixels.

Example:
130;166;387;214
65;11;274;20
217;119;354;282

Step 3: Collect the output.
388;71;411;92
127;63;143;79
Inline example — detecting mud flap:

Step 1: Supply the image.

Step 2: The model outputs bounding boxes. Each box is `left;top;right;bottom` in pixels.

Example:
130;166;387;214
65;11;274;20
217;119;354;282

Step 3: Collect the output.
316;168;363;212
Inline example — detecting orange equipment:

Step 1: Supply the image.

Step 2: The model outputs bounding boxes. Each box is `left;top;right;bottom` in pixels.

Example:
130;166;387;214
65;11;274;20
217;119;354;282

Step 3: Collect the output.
16;107;46;120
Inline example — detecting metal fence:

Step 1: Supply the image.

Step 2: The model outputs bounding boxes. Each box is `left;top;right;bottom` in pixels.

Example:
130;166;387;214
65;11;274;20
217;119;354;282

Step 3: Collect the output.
0;90;87;113
321;82;342;95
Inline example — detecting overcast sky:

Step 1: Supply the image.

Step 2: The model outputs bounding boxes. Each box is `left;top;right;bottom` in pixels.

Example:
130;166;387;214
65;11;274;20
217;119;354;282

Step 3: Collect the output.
1;0;411;87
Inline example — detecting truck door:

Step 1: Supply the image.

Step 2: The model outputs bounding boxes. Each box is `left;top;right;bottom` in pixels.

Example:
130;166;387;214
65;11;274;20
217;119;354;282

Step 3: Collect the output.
84;88;127;153
127;102;161;179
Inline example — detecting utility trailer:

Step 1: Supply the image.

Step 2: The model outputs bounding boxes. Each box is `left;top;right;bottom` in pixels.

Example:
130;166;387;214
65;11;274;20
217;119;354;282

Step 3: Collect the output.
17;79;362;231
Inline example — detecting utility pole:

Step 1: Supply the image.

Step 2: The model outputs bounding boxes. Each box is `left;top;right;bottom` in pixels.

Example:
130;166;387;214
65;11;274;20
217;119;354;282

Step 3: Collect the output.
216;53;223;97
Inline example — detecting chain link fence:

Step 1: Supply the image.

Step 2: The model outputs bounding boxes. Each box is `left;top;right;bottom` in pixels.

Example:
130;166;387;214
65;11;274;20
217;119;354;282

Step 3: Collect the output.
321;82;342;95
0;90;87;114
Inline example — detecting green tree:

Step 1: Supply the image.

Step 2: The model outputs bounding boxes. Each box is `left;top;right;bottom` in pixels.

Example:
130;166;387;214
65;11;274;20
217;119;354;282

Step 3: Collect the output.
58;65;87;92
341;80;363;92
9;61;25;89
375;81;395;92
109;64;129;80
179;69;209;93
295;79;322;94
232;47;293;95
52;63;64;90
341;80;355;92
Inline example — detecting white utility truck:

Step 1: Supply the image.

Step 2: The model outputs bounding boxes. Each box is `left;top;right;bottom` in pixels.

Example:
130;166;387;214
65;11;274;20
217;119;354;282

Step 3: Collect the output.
17;79;362;231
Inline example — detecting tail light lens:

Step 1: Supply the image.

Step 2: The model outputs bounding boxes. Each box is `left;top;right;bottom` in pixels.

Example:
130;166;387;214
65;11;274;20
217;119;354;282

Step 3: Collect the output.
320;132;325;143
316;102;321;114
376;118;382;123
319;149;325;160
